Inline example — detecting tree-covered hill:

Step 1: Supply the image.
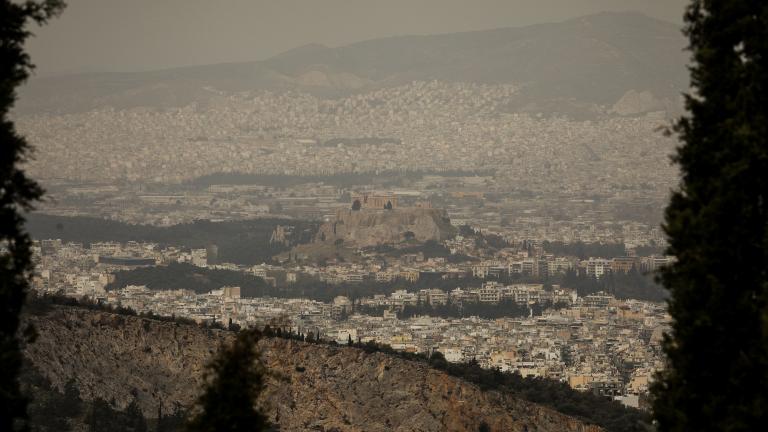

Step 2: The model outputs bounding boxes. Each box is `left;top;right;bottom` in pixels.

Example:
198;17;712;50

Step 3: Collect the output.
108;263;270;297
26;214;317;265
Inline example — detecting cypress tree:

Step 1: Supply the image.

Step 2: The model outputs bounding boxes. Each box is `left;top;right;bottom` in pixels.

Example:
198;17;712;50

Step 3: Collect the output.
186;329;268;432
124;400;148;432
652;1;768;431
0;1;64;430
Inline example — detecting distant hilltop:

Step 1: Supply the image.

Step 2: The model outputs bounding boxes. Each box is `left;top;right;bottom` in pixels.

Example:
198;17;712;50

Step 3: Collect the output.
351;192;399;210
316;195;455;247
18;12;686;116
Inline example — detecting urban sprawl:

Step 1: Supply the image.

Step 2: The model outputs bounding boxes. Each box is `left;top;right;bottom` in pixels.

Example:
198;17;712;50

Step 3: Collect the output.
17;79;681;412
31;236;671;411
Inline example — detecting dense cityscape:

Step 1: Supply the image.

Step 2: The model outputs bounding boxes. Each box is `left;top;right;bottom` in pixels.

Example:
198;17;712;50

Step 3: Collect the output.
16;58;679;419
17;81;677;194
12;71;679;425
11;2;749;431
30;197;673;410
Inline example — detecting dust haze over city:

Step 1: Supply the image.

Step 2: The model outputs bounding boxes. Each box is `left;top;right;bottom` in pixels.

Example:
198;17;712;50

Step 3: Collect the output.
5;1;708;431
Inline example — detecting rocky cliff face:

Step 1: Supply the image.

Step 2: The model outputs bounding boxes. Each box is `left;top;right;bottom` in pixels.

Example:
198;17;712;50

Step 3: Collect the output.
316;208;456;247
23;306;600;432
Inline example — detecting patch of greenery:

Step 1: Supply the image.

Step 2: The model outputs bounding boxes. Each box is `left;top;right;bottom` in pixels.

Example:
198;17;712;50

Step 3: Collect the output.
561;269;667;302
108;263;269;296
542;241;627;259
26;214;317;265
358;299;567;320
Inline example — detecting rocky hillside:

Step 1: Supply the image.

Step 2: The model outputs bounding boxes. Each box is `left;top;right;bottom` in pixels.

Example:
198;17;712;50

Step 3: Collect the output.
316;208;456;248
22;306;600;432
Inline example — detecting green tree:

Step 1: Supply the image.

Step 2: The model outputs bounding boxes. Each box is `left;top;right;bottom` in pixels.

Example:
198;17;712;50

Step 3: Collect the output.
84;397;149;432
157;405;187;432
186;329;268;432
87;398;118;432
29;378;82;431
651;2;768;431
429;350;448;370
560;346;574;368
124;400;148;432
0;1;64;430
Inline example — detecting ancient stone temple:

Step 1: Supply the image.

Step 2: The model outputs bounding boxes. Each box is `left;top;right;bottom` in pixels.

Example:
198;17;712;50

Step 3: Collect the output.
350;193;398;210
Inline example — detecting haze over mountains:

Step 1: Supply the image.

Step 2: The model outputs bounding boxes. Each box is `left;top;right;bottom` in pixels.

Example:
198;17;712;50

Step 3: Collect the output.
19;12;687;116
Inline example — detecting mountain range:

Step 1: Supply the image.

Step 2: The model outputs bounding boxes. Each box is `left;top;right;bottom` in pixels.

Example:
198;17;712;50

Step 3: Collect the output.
18;12;687;115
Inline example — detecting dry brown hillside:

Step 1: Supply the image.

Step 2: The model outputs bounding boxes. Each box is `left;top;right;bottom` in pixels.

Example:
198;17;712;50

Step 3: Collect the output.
23;306;601;432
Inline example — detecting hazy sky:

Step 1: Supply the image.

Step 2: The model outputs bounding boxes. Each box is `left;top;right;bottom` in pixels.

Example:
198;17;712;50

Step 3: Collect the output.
27;0;688;76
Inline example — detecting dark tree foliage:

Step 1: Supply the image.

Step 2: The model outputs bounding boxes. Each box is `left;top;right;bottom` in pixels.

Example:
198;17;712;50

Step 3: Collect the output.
26;377;81;431
87;397;147;432
542;241;626;259
186;329;268;432
428;350;448;370
110;261;667;304
634;244;666;257
562;269;667;302
23;360;185;432
652;2;768;431
0;1;64;430
359;299;543;320
122;400;148;432
479;233;511;250
26;214;317;265
108;263;269;296
156;408;187;432
109;263;487;302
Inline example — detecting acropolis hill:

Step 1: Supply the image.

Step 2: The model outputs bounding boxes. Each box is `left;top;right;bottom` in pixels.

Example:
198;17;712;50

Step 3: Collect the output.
316;194;456;247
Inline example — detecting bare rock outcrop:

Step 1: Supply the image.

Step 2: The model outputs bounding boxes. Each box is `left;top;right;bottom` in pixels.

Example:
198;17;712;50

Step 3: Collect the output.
23;306;600;432
316;208;456;248
609;90;664;116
